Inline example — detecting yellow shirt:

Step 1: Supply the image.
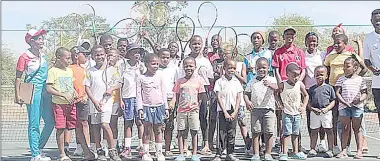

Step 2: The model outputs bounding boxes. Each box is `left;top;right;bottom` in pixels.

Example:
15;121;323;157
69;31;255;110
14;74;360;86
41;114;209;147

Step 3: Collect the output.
324;51;363;86
47;67;75;104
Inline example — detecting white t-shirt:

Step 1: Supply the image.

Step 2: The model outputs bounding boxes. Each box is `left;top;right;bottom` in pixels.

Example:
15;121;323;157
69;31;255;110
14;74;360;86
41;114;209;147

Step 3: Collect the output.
245;75;277;110
304;49;324;89
175;56;214;86
364;31;380;88
158;66;178;99
84;66;120;114
116;59;146;98
214;75;244;112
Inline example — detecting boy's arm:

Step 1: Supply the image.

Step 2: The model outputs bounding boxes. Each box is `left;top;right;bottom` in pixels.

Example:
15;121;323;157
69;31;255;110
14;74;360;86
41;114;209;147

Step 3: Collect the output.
274;82;284;108
274;67;282;85
161;74;169;109
232;91;242;119
235;63;247;84
85;86;97;103
357;57;369;76
300;82;309;110
136;76;143;111
354;37;364;59
335;86;350;107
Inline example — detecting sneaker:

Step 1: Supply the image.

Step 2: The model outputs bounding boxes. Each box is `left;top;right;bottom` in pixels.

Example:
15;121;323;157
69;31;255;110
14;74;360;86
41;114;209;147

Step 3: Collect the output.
119;147;132;159
346;146;352;156
73;146;83;156
164;151;173;156
308;149;317;157
191;155;201;161
250;154;260;161
185;149;192;157
325;150;334;158
279;154;288;161
138;147;145;157
97;149;107;161
142;154;154;161
213;155;222;161
108;149;122;161
30;155;51;161
84;150;98;160
264;154;273;161
156;152;166;161
332;146;341;156
38;150;51;159
136;145;143;151
150;142;156;152
293;152;307;160
222;149;227;155
175;154;186;161
226;154;239;161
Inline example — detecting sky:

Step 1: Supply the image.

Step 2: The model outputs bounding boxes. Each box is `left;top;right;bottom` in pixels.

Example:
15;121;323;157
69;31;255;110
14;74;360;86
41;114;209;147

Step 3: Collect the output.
1;1;379;55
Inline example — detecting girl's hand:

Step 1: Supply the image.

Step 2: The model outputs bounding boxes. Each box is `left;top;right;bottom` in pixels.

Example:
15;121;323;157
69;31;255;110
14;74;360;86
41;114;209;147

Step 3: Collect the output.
139;109;144;120
246;101;253;111
353;36;362;45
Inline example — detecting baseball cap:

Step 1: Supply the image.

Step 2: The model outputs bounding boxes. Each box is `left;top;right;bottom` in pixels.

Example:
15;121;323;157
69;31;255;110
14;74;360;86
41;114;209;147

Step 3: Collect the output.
283;27;296;34
25;29;47;44
126;43;144;53
70;46;90;55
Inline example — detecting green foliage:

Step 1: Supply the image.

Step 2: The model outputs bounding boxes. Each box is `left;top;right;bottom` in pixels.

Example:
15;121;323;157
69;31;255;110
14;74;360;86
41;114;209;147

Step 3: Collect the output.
1;44;16;85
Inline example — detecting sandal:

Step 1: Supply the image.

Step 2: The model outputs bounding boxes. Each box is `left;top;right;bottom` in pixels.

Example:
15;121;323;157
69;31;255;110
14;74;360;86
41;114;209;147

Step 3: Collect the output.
354;154;364;159
336;153;348;159
362;148;369;154
60;156;72;161
198;148;212;155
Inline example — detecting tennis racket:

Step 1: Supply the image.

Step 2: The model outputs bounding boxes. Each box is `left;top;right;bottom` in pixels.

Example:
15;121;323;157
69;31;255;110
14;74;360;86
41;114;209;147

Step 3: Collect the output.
176;16;195;63
146;2;170;45
59;13;85;47
130;1;150;44
217;26;238;58
197;1;218;49
98;18;140;39
237;33;254;57
76;4;97;46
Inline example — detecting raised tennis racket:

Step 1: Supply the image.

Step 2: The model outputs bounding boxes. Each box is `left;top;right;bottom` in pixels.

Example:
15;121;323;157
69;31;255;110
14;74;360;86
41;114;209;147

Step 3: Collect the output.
98;18;140;39
197;1;218;49
217;26;237;58
176;16;195;63
59;13;85;47
130;1;150;43
146;2;170;45
76;4;97;46
237;33;254;57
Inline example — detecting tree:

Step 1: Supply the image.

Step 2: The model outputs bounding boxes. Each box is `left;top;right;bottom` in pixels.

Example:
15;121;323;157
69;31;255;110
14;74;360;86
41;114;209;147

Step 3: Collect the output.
26;14;110;63
1;44;17;85
133;1;189;51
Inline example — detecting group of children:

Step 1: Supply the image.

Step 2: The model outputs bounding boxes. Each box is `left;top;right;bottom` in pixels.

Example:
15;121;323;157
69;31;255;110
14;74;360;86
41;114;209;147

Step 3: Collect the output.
26;20;374;161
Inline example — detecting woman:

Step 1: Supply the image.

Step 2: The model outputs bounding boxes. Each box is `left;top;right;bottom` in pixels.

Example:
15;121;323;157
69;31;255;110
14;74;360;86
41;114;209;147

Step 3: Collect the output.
14;29;54;161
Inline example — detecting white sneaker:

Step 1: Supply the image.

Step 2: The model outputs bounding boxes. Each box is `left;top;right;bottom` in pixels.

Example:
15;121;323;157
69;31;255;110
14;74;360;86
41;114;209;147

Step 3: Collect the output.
222;149;227;155
30;155;51;161
333;146;341;156
142;154;154;161
156;152;166;161
73;146;84;156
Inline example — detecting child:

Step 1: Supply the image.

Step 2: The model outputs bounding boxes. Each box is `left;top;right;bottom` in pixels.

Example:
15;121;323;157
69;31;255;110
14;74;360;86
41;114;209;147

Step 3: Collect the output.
307;66;335;158
116;38;129;58
84;45;122;161
207;34;223;63
168;42;181;68
277;63;309;160
325;24;361;58
46;47;78;161
99;34;114;53
118;43;146;158
272;27;307;153
157;48;178;156
212;58;243;161
176;35;214;155
106;48;122;152
335;57;367;159
68;46;97;159
244;31;273;84
324;34;368;155
244;57;277;161
173;57;205;161
267;30;280;55
303;32;328;153
136;53;169;161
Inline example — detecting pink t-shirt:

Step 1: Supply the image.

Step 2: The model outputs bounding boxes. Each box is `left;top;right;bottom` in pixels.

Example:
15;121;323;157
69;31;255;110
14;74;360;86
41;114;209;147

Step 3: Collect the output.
136;71;168;110
172;75;206;113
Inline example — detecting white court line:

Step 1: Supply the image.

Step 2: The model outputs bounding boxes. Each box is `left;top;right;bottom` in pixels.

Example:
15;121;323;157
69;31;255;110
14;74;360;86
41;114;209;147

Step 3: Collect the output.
366;133;380;141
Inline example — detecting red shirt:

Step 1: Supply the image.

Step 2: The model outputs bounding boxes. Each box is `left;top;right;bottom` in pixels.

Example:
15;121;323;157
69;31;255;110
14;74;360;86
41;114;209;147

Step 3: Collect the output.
326;45;355;55
272;44;306;81
207;52;220;63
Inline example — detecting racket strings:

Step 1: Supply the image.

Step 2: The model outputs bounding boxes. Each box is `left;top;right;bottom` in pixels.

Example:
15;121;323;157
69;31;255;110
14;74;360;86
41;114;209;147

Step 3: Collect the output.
218;27;237;55
176;17;195;42
237;33;254;56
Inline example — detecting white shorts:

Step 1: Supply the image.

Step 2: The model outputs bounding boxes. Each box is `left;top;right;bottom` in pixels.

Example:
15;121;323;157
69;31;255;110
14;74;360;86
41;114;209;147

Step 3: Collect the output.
310;110;333;129
90;110;112;124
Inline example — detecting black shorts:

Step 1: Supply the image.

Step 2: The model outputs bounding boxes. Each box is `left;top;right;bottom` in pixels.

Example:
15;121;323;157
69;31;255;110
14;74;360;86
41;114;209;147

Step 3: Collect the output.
373;88;380;110
76;101;89;121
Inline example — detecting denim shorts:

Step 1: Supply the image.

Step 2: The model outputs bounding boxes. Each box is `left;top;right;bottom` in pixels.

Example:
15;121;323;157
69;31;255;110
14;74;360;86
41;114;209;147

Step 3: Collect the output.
143;104;166;125
338;106;364;118
282;113;301;136
122;97;138;121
